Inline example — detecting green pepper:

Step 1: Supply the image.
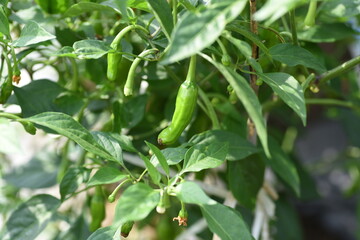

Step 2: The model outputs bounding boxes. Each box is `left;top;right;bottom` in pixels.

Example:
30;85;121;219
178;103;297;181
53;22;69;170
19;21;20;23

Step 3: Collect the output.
158;55;198;145
121;221;134;238
0;76;13;104
304;0;317;27
89;186;106;232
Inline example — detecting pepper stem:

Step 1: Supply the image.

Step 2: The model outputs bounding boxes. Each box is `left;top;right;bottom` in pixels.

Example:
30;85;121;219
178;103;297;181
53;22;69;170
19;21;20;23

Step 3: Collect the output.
186;55;197;82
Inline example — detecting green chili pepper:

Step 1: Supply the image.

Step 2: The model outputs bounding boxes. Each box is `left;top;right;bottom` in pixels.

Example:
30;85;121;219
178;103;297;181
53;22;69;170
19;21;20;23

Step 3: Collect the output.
304;0;317;27
121;221;134;238
0;76;13;104
158;55;198;145
107;25;149;81
124;49;157;96
89;186;106;232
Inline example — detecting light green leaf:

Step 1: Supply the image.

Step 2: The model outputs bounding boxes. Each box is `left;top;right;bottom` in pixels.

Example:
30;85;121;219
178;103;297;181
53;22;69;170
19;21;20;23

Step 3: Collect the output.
150;146;187;166
63;2;115;17
145;141;169;176
146;0;173;40
258;72;307;126
228;154;265;209
87;167;127;187
254;0;307;25
321;0;360;18
27;112;117;163
181;142;229;174
200;53;269;157
2;194;60;240
87;226;121;240
267;137;300;196
114;183;160;224
52;46;77;58
13;21;56;47
162;0;247;64
109;133;138;153
269;43;326;73
189;130;260;161
139;153;161;186
92;132;124;165
0;6;9;36
201;203;253;240
128;0;150;12
173;181;216;205
73;39;111;59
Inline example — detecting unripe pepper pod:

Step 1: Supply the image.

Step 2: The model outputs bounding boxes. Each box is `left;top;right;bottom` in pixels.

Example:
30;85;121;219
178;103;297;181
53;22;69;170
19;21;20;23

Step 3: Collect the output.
89;186;106;232
121;221;134;238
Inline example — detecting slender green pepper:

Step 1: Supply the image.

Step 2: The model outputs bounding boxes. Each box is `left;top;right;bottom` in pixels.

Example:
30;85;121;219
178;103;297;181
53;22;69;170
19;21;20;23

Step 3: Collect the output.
0;75;13;104
89;186;106;232
107;25;149;81
158;55;198;145
124;49;158;96
304;0;317;27
121;221;134;238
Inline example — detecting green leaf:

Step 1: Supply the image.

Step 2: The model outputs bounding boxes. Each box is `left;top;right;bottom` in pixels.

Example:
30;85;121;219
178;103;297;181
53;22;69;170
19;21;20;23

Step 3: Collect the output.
2;194;60;240
27;112;116;163
257;72;307;126
145;141;169;176
13;21;56;47
60;167;88;201
321;0;360;18
87;226;120;240
298;23;358;43
200;203;253;240
228;154;265;209
254;0;307;25
0;6;9;36
127;0;150;12
224;34;263;73
181;142;229;174
109;133;138;153
35;0;71;14
123;95;148;128
150;146;187;166
73;39;111;59
4;152;60;189
52;46;77;58
0;118;21;154
269;43;326;73
87;167;127;187
267;137;300;196
92;132;124;165
114;183;160;224
189;130;260;161
139;153;161;185
13;80;84;117
146;0;173;40
162;0;247;64
200;53;270;157
63;2;115;17
173;181;216;205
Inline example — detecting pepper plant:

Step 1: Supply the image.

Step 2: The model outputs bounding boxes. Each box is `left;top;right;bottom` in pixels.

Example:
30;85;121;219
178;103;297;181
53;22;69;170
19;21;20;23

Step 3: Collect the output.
0;0;360;239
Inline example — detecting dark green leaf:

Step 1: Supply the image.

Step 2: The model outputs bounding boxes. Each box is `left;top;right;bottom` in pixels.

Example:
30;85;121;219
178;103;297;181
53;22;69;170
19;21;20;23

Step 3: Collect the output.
228;154;265;209
123;95;148;128
27;112;117;163
200;53;270;157
298;23;358;42
60;167;88;201
173;181;216;205
189;130;260;161
145;141;169;176
3;194;60;240
4;152;60;189
181;142;229;174
63;2;115;17
162;0;247;64
269;43;326;73
13;21;56;47
201;203;253;240
258;72;307;126
146;0;173;40
92;132;124;165
87;167;127;187
266;137;300;196
73;39;111;59
114;183;160;224
139;153;161;185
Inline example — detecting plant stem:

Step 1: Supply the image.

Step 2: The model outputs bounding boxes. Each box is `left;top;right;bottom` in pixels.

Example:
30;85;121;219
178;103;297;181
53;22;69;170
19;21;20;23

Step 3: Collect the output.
306;98;357;109
289;9;299;46
69;58;79;91
304;0;317;27
172;0;178;26
198;88;220;129
0;112;21;120
319;55;360;84
187;55;197;82
111;25;149;50
249;0;259;93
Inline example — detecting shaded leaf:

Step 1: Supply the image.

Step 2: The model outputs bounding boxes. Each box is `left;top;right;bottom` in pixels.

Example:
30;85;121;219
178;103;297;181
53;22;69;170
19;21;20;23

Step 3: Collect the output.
146;0;173;40
139;153;161;185
87;167;127;187
63;2;115;17
298;23;358;42
60;167;88;201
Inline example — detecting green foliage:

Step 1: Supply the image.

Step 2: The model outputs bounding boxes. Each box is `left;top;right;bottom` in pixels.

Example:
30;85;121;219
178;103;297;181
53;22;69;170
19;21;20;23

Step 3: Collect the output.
0;0;359;239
